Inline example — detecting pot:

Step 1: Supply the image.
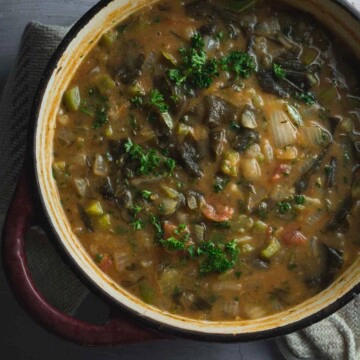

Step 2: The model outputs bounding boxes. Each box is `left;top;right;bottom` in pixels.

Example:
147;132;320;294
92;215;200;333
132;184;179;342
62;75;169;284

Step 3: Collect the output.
4;0;360;345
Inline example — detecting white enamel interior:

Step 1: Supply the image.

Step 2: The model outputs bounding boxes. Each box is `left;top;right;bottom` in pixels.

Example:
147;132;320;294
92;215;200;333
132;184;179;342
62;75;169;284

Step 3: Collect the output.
35;0;360;336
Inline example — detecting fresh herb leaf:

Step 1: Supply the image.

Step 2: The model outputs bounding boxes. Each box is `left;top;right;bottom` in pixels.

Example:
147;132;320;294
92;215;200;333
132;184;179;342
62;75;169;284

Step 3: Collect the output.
150;89;169;113
93;106;108;129
141;190;153;200
220;51;256;79
273;63;286;80
164;158;176;175
213;177;229;193
95;253;103;263
160;237;186;251
294;195;305;205
130;95;144;107
130;218;145;230
277;201;292;214
295;92;316;105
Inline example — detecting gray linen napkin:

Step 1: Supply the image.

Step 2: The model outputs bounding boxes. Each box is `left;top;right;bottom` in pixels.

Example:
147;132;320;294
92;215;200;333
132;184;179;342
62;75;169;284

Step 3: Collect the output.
0;22;89;315
0;22;359;356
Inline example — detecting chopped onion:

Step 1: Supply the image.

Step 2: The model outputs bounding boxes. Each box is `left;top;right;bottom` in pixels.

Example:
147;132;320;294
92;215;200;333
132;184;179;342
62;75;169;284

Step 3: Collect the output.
203;35;218;51
270;184;294;202
269;110;298;148
113;252;130;272
241;109;258;129
193;224;205;242
161;112;174;129
255;18;280;37
306;210;325;226
275;146;298;160
242;158;261;181
262;139;274;162
161;198;178;216
300;126;329;147
159;269;180;295
221;301;240;317
57;127;75;147
245;144;262;159
212;282;242;292
73;178;88;197
243;304;268;319
187;195;197;210
93;154;108;177
234;236;253;243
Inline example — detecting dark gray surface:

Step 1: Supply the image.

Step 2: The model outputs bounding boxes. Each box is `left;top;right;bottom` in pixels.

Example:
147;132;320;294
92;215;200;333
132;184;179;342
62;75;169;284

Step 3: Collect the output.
0;0;287;359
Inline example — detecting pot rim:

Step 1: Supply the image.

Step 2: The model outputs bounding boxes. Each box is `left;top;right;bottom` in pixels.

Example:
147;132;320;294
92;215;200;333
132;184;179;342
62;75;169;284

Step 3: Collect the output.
31;0;360;342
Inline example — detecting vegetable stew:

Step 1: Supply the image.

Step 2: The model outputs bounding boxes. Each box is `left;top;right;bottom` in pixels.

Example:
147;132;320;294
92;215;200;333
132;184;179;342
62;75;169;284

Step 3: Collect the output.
53;0;360;321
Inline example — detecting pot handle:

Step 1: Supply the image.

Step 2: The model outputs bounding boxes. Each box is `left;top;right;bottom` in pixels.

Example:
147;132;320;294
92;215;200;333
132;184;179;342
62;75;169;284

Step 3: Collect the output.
2;168;162;345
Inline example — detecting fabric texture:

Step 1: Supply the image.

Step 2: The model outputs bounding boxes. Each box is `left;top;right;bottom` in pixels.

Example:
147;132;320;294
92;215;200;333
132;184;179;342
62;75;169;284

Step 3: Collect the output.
0;22;88;315
0;22;359;358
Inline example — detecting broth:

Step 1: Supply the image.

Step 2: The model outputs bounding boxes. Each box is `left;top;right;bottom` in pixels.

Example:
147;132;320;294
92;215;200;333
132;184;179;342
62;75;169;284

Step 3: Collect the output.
53;0;360;321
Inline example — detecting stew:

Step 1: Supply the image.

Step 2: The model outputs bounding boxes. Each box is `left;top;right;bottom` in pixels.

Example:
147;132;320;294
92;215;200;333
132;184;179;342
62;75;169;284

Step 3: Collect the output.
53;0;360;321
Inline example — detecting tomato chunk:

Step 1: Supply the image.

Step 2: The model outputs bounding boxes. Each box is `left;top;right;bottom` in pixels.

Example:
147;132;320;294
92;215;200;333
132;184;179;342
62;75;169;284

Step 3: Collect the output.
280;226;307;245
201;198;234;222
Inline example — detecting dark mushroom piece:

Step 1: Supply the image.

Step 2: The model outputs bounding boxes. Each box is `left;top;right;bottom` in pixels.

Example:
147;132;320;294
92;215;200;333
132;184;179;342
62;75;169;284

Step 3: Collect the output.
115;53;145;85
257;70;289;98
203;95;241;128
177;135;203;178
294;145;330;194
209;128;227;159
325;156;337;188
185;0;216;20
233;129;260;153
78;204;93;232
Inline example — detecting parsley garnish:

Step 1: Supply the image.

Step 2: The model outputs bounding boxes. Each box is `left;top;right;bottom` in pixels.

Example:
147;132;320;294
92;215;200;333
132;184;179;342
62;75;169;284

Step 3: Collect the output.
294;195;305;205
220;50;256;79
273;63;286;80
295;92;316;105
141;190;153;200
93;105;108;129
164;158;176;175
277;201;292;214
130;218;145;230
160;237;186;251
149;89;169;113
213;177;229;193
130;95;144;108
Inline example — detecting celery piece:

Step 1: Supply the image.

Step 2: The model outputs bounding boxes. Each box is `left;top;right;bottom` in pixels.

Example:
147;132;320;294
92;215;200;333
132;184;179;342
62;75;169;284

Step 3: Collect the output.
98;214;111;228
221;151;240;177
139;282;154;304
64;86;81;112
261;237;281;259
252;220;268;233
85;201;104;216
300;47;319;65
95;74;116;95
262;238;280;258
104;125;113;138
100;30;117;47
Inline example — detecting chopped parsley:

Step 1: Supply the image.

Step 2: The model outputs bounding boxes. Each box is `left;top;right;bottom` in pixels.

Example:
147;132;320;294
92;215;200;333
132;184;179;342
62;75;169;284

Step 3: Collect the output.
141;190;153;200
130;218;145;230
273;63;286;80
124;139;176;176
130;95;144;108
295;92;316;105
277;201;292;214
220;50;256;79
213;177;230;193
93;105;108;129
294;195;306;205
149;89;169;113
94;253;104;263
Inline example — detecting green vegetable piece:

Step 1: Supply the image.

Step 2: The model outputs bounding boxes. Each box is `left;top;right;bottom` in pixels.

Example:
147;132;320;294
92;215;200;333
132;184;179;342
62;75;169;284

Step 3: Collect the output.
277;201;292;214
100;30;117;47
273;64;286;80
96;74;116;95
294;195;305;205
150;89;169;113
139;283;155;304
295;92;316;105
64;86;81;111
221;151;240;177
85;201;104;216
300;47;319;65
253;220;268;234
162;51;178;66
98;214;111;228
261;237;281;259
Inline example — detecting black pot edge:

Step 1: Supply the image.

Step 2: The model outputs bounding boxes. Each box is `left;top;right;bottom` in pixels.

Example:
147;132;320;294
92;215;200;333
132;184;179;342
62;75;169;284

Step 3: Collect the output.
29;0;360;343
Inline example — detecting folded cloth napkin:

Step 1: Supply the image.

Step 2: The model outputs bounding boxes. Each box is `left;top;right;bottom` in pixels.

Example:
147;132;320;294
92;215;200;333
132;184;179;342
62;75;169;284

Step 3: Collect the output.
0;22;89;315
0;22;359;358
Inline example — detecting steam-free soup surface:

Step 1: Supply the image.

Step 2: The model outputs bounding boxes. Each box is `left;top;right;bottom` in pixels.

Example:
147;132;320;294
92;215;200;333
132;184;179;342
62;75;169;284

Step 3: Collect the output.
53;0;360;321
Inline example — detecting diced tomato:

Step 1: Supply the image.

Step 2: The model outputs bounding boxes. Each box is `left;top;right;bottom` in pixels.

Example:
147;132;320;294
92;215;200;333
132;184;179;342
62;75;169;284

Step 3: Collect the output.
98;254;113;272
201;198;234;222
163;222;178;239
271;164;292;182
280;225;307;246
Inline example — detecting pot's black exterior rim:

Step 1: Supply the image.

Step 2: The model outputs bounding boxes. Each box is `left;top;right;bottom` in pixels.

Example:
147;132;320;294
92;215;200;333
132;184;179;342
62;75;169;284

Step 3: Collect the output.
30;0;360;343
